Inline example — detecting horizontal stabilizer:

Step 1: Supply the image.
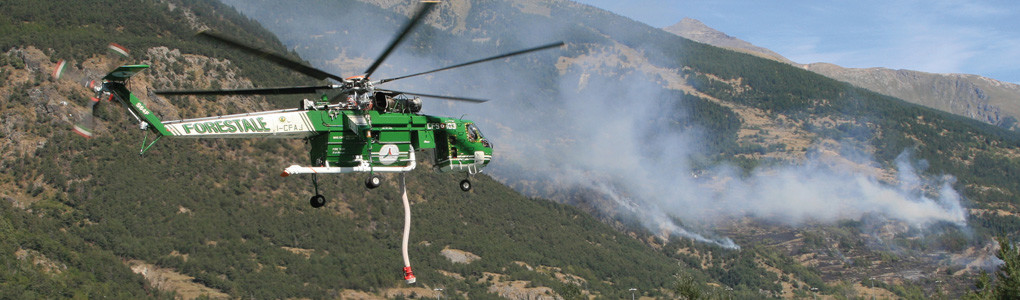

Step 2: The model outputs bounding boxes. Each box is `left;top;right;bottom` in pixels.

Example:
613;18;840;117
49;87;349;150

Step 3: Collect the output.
103;64;150;82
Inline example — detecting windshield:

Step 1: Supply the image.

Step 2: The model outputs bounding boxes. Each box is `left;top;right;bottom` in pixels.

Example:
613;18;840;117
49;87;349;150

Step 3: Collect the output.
465;123;484;142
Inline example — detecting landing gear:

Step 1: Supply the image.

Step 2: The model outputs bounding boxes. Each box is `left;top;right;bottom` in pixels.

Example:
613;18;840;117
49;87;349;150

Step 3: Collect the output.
459;179;472;192
365;174;382;189
309;194;326;208
310;173;326;208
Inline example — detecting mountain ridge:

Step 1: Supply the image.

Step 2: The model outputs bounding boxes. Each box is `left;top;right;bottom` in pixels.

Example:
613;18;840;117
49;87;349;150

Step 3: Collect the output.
663;18;1020;131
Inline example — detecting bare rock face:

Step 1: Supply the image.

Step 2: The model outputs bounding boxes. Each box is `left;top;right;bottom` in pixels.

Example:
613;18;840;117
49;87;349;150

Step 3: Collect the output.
440;246;481;264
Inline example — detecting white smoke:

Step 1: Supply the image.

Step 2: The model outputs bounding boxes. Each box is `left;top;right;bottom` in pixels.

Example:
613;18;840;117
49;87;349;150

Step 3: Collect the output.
507;55;965;248
707;152;967;228
467;56;970;249
427;48;968;250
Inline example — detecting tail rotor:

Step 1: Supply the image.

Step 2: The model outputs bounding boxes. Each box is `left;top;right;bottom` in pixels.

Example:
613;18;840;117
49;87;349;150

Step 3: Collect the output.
54;42;132;138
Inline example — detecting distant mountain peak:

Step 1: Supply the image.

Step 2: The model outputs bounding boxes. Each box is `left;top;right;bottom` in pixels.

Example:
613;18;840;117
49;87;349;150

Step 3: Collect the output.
663;18;792;64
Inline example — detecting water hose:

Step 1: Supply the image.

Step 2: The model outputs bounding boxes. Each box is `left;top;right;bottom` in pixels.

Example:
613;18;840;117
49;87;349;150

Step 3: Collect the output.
400;173;416;284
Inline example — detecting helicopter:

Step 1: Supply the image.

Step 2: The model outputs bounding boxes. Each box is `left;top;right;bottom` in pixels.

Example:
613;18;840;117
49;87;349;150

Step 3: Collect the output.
66;1;563;209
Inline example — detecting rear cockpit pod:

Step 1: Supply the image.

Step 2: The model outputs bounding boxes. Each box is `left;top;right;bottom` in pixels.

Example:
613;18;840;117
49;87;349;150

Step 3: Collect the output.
432;119;493;191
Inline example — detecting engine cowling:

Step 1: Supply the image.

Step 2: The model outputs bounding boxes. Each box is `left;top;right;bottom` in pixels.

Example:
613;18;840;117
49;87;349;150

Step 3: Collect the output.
374;92;422;113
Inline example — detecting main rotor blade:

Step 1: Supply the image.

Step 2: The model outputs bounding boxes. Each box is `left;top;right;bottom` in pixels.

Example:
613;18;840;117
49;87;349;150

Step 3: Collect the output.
363;1;437;78
379;89;488;103
155;85;338;96
197;31;345;82
376;41;565;84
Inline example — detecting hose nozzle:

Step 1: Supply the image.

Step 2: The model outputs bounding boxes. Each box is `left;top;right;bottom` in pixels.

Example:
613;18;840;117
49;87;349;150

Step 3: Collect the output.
403;266;416;284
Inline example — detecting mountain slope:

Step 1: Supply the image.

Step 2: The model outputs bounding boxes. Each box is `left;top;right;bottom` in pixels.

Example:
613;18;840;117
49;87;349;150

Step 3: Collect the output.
226;0;1020;297
664;18;1020;131
802;63;1020;128
5;0;1020;298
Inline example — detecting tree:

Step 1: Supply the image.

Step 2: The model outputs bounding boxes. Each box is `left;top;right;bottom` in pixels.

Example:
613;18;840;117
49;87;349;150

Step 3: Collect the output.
558;283;582;300
966;271;993;300
969;236;1020;299
674;273;702;300
993;236;1020;299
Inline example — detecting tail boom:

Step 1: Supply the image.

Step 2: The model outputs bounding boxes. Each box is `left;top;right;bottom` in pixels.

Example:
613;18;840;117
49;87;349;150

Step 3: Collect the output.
161;110;319;139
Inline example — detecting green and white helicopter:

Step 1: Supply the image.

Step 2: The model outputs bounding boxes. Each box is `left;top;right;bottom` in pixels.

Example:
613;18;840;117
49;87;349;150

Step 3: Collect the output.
63;2;562;208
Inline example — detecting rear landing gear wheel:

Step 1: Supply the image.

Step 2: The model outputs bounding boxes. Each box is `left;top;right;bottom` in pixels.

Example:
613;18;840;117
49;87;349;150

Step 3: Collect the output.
459;179;472;192
365;175;382;189
310;194;326;208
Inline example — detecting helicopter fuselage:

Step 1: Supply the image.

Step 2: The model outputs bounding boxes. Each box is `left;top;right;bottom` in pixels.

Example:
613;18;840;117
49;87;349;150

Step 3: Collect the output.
160;103;492;175
106;70;491;176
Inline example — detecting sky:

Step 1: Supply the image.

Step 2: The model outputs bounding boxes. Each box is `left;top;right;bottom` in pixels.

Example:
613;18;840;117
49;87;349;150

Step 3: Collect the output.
572;0;1020;84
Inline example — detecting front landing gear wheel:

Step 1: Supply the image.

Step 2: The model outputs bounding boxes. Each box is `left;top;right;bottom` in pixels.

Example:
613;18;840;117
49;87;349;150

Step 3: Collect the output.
309;194;326;208
365;175;382;189
459;179;472;192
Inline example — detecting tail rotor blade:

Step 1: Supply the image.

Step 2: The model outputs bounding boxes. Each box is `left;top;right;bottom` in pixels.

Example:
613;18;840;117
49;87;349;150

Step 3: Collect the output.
52;60;89;85
53;59;98;138
107;43;130;58
105;42;131;70
71;124;94;139
72;97;101;139
52;60;68;80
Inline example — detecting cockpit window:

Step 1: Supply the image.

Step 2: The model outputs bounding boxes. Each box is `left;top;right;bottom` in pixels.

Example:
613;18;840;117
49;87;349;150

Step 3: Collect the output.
465;123;484;142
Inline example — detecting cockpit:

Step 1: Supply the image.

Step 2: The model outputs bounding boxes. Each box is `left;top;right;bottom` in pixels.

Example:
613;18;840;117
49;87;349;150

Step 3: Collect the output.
465;123;491;148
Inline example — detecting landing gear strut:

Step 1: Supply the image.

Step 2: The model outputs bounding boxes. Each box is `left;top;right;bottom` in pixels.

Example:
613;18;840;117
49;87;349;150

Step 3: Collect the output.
310;173;326;208
365;174;382;189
